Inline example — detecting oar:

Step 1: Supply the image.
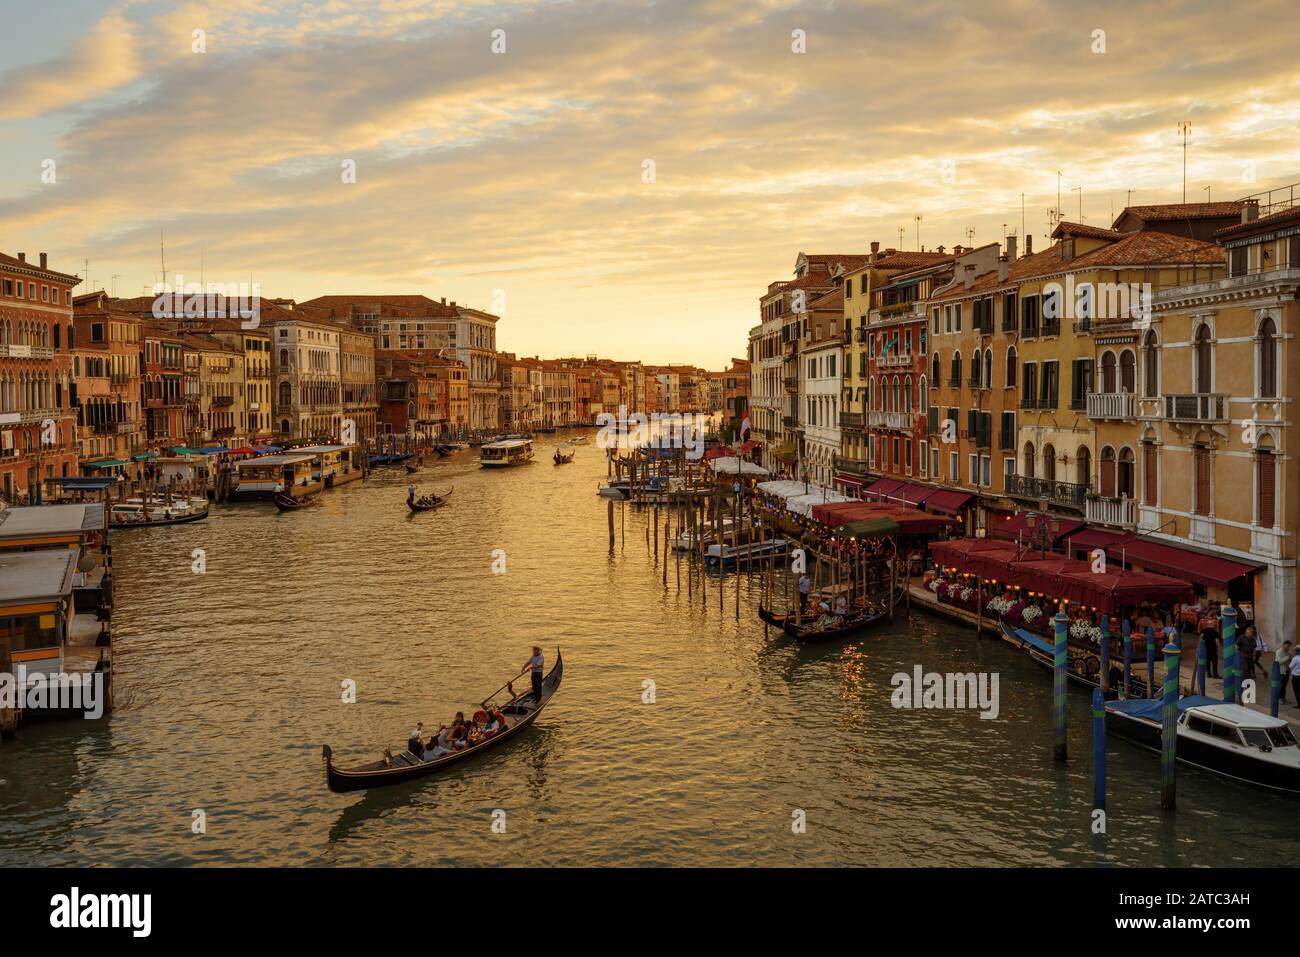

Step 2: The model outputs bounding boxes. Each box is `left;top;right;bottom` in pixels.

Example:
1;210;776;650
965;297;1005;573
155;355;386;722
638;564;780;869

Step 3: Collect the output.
482;666;533;708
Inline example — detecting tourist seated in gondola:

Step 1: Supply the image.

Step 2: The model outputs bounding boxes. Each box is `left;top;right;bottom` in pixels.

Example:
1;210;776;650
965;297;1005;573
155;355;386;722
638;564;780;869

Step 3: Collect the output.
833;594;849;616
422;725;453;760
450;713;470;750
408;722;426;757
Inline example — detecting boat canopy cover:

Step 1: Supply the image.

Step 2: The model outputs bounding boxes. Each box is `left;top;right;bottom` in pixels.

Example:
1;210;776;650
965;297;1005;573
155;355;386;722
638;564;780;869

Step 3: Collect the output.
1107;694;1219;722
44;476;118;490
785;490;855;516
708;457;769;476
85;458;128;468
1010;627;1055;656
834;517;901;540
133;451;158;460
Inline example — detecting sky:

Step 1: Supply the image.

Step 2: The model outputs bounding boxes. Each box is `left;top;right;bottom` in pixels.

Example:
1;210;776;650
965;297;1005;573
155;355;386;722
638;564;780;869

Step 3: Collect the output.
1;0;1299;368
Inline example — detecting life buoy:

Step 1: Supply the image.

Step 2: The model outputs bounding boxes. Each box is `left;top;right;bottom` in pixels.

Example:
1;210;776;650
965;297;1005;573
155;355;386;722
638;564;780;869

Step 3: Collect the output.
473;709;489;725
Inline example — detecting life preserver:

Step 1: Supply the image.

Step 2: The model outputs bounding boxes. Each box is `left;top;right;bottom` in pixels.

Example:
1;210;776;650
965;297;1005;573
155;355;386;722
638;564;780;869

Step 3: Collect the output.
473;709;489;725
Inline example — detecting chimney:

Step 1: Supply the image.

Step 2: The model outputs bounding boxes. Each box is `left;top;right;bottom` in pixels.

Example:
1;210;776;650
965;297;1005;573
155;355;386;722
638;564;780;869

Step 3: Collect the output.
1005;235;1017;261
39;252;47;270
952;245;962;255
441;297;446;305
1242;199;1260;223
997;254;1009;283
870;241;880;258
16;252;24;263
963;263;976;289
1025;235;1033;256
937;245;946;254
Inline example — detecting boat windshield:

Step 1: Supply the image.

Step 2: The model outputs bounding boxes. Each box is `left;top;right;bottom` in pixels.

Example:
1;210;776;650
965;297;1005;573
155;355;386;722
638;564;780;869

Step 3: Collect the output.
1241;728;1274;749
1268;725;1298;747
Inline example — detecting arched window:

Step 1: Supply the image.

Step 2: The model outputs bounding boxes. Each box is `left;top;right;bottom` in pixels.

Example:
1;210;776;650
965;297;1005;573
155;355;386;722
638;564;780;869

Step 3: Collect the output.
1118;447;1135;498
1142;441;1157;505
1006;346;1017;388
278;381;292;407
1043;444;1056;481
931;352;941;382
1099;446;1116;497
983;348;993;389
1257;441;1277;528
279;348;289;369
919;377;928;412
1194;324;1213;393
970;350;982;387
903;376;913;413
1077;445;1091;489
1120;350;1136;393
1023;441;1036;479
950;352;962;386
1259;316;1278;398
1142;330;1158;398
1101;351;1117;393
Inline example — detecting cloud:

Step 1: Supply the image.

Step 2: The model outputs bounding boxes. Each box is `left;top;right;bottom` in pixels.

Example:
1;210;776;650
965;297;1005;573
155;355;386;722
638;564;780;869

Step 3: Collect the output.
0;9;140;119
1;0;1299;364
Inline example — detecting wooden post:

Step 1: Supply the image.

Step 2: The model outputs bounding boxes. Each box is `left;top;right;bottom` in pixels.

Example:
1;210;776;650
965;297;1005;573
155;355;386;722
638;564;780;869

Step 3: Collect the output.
1160;640;1181;810
1099;614;1111;694
663;511;669;588
607;499;615;551
1053;610;1069;762
1221;607;1239;704
1146;625;1157;699
1092;687;1106;813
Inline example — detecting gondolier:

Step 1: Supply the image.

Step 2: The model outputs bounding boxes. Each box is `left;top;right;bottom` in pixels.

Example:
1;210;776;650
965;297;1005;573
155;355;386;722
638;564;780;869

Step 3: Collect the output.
526;646;544;702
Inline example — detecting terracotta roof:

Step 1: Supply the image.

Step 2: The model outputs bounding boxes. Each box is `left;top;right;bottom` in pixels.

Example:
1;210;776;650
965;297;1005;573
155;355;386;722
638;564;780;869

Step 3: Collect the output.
1051;221;1126;241
1112;202;1244;228
801;253;874;274
867;251;954;273
1215;204;1300;239
0;251;80;283
299;295;460;318
809;288;843;310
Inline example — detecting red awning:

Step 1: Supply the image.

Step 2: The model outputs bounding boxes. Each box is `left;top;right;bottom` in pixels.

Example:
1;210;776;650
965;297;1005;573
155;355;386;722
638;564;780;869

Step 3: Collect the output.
991;512;1085;545
1067;527;1127;551
916;488;973;515
813;500;960;536
739;440;762;453
835;475;866;489
702;446;736;462
863;479;903;498
1105;537;1261;589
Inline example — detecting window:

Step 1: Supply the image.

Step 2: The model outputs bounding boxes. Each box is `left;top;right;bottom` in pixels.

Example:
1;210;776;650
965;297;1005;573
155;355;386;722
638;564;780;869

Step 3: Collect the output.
1006;346;1017;388
1003;457;1016;489
1118;447;1135;498
1077;445;1091;489
1193;445;1211;515
1021;295;1040;337
1042;444;1056;481
1042;289;1061;335
931;446;940;477
950;352;962;387
1040;360;1059;408
981;455;991;487
1119;350;1136;393
1194;324;1213;393
983;348;992;389
1000;411;1015;450
1071;358;1093;409
1259;316;1278;398
1002;292;1018;333
968;453;978;485
1021;362;1037;408
1023;441;1035;479
1229;246;1247;277
1100;446;1116;496
1143;442;1157;505
931;353;940;383
920;440;929;476
1257;449;1276;528
949;451;958;481
932;307;940;336
970;349;981;386
953;303;962;332
1142;331;1159;398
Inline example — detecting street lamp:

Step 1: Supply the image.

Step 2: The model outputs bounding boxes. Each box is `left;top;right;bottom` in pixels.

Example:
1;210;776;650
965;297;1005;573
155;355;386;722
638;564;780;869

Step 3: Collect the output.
1023;498;1061;559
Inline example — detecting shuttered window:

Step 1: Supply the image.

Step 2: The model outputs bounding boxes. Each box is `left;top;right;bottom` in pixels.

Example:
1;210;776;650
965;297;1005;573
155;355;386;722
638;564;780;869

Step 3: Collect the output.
1194;447;1211;516
1143;443;1157;505
1099;450;1116;497
1258;452;1276;528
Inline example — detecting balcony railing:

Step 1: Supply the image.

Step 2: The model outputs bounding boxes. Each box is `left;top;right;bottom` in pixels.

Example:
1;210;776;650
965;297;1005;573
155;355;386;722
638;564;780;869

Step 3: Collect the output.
0;344;55;360
782;415;799;428
783;376;799;390
16;407;62;425
869;410;912;430
1086;495;1138;528
880;352;913;368
833;455;871;476
1086;391;1136;420
1005;474;1088;510
1163;393;1228;423
839;411;865;430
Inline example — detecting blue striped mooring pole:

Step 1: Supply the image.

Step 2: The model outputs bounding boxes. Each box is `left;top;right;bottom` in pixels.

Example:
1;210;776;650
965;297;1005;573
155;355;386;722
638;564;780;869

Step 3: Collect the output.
1054;611;1069;762
1161;641;1181;810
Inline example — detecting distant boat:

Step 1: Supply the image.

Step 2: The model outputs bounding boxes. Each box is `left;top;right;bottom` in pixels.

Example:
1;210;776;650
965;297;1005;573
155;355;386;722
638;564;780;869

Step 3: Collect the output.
110;496;209;527
553;449;574;465
275;492;320;511
480;438;534;468
407;486;454;512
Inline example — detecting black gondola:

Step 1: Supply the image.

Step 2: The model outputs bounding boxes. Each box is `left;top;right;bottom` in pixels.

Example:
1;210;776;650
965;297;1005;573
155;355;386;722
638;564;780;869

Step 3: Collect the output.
407;486;454;512
782;600;894;643
275;492;319;511
110;505;210;527
323;652;563;792
996;620;1148;697
553;449;574;465
405;462;420;473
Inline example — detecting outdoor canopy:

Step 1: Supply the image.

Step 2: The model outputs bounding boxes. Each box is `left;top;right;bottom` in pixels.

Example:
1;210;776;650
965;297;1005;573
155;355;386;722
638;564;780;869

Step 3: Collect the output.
929;539;1194;613
708;457;769;476
810;500;959;536
834;517;901;540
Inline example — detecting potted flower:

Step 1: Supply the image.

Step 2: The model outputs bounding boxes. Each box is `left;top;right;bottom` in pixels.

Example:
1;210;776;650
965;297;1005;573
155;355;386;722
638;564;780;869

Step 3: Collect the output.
1022;605;1043;626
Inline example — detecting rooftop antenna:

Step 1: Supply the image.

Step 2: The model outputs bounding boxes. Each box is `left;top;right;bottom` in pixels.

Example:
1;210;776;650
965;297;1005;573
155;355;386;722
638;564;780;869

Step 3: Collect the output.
1203;184;1212;203
914;215;922;250
965;226;976;246
1056;171;1063;222
1021;193;1026;248
1071;185;1083;222
898;226;905;248
1178;122;1191;203
111;274;120;296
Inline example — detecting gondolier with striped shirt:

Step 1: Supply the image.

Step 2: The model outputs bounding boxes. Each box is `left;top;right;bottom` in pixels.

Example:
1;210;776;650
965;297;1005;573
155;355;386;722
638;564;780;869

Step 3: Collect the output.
525;647;544;703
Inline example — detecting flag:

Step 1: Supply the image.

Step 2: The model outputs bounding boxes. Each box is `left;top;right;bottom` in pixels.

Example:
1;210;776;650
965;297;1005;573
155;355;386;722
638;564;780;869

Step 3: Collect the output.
740;413;750;440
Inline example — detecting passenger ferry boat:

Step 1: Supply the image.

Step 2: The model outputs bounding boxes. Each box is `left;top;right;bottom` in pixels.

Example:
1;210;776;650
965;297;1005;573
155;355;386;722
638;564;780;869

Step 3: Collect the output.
706;533;788;567
109;496;209;526
1105;695;1300;794
233;452;322;499
479;437;534;468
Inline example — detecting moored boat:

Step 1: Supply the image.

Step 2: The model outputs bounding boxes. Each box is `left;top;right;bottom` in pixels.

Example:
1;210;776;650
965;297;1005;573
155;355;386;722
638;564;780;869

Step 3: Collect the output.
1105;695;1300;795
323;652;564;792
996;621;1148;698
705;534;788;567
781;584;905;643
109;496;209;527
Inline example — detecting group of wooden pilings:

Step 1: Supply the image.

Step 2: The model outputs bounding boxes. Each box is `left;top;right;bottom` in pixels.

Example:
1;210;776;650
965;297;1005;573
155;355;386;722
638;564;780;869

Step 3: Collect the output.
1080;606;1248;815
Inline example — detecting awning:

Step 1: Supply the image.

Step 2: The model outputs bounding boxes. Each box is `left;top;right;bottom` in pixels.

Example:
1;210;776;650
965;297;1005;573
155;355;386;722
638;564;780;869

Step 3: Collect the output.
45;476;119;490
991;512;1085;545
738;440;762;453
835;475;865;489
1067;527;1127;551
1105;537;1261;589
863;478;904;499
225;446;256;456
834;517;901;539
170;446;197;455
133;451;158;461
702;446;736;462
811;500;959;536
253;445;283;453
196;446;228;455
916;489;973;515
85;459;128;469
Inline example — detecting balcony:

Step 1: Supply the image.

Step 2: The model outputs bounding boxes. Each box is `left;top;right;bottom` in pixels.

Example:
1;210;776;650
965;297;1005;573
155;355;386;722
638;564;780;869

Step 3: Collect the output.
1163;393;1228;423
782;415;800;429
211;395;236;408
116;421;133;434
869;410;912;431
856;327;869;343
880;352;913;369
783;376;799;391
1005;474;1088;510
14;407;62;425
1085;495;1138;528
782;339;799;357
1086;391;1136;420
833;455;872;476
0;344;55;360
839;411;865;430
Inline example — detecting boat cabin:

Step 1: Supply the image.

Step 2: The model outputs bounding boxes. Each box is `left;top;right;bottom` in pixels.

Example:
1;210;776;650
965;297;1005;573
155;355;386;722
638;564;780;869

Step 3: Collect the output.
234;453;322;499
480;438;534;468
293;444;363;487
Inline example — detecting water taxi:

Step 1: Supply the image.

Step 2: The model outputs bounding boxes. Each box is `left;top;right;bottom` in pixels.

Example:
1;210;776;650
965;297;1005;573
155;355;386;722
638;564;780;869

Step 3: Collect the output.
479;437;534;468
233;452;322;499
109;496;209;527
1105;695;1300;795
705;535;789;567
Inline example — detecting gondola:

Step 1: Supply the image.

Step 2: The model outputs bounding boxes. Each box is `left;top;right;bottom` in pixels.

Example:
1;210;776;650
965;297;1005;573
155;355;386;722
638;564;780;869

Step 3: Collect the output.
323;652;564;792
275;492;320;511
407;486;454;512
405;462;420;473
553;449;574;465
109;506;210;527
782;600;893;643
996;620;1148;698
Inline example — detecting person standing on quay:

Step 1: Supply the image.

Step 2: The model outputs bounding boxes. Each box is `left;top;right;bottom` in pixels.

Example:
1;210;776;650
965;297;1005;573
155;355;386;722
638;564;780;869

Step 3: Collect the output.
1290;652;1300;712
525;646;544;703
1200;621;1220;679
1278;641;1295;705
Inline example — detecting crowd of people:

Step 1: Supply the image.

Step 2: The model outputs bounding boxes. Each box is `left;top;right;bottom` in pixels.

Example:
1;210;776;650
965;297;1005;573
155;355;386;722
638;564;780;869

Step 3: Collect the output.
406;709;509;762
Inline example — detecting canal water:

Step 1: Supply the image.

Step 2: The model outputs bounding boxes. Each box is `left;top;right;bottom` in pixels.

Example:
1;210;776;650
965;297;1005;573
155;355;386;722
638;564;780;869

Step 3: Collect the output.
1;438;1296;866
